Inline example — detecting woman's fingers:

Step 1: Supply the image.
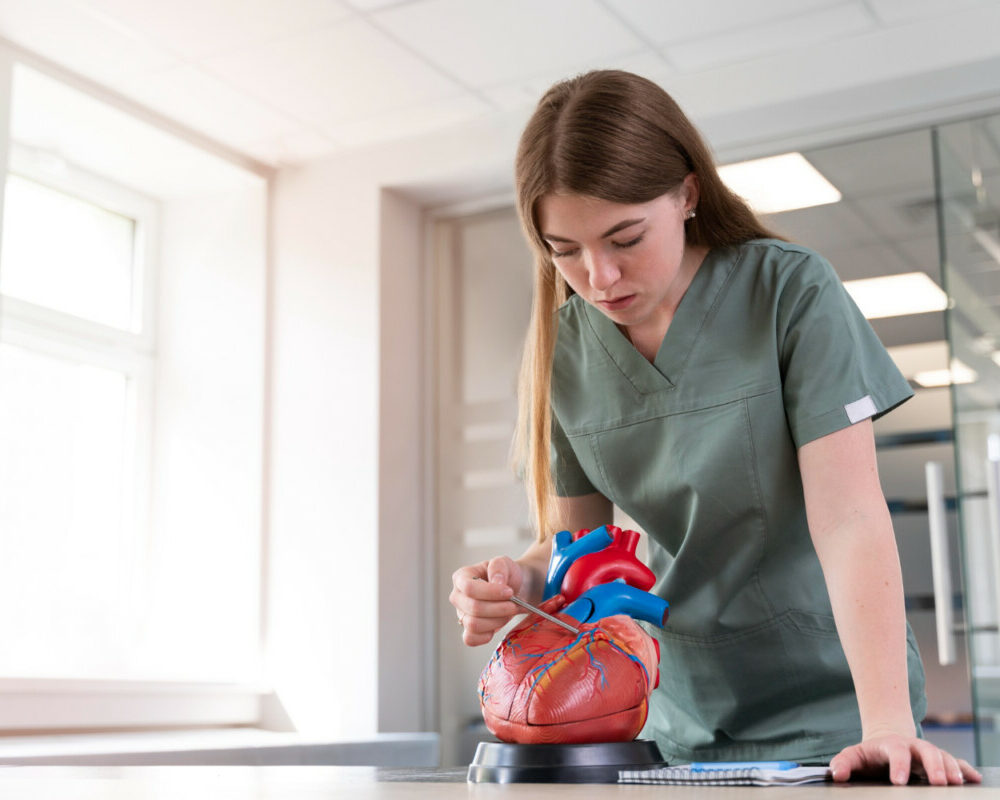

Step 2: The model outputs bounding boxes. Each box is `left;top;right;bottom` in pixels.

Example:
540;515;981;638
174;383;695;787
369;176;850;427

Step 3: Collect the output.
957;758;982;784
831;736;982;785
486;556;523;595
910;739;944;785
450;558;521;646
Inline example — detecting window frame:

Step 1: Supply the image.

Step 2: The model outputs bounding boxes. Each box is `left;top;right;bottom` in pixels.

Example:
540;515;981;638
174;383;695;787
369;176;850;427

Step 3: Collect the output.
2;141;158;347
0;139;267;733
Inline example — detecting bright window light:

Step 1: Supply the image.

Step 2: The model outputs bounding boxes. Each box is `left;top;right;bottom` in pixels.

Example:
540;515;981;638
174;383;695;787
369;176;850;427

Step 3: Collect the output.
913;359;977;388
842;272;948;319
717;152;841;214
0;174;136;330
0;343;135;676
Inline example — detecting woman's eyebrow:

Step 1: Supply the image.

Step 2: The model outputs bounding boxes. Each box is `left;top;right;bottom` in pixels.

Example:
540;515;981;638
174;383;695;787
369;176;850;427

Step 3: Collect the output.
543;217;646;243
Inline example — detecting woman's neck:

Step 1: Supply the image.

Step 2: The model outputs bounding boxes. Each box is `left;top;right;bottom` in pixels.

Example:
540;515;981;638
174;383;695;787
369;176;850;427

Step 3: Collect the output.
622;244;709;362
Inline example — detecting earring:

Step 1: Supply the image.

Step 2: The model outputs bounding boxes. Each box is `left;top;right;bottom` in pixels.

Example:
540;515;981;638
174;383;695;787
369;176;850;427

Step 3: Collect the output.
687;209;697;219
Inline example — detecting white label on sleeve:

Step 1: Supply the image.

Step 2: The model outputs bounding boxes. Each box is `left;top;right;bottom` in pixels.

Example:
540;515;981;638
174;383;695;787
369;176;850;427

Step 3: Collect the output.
845;395;877;424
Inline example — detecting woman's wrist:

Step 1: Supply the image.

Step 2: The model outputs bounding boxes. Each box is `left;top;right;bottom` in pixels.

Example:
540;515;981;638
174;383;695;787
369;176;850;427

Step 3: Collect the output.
514;559;546;604
861;717;917;741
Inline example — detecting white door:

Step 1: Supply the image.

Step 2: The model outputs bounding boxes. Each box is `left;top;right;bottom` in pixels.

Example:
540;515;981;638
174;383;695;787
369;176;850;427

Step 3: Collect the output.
431;205;534;766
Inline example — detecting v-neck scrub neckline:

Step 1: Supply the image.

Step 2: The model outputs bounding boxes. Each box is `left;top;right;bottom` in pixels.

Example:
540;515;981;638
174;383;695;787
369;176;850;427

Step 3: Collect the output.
548;239;924;764
581;246;734;391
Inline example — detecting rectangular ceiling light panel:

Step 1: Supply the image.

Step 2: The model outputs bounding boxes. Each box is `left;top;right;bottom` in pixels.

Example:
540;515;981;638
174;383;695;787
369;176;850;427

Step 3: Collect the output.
913;360;977;388
842;271;948;319
717;152;842;214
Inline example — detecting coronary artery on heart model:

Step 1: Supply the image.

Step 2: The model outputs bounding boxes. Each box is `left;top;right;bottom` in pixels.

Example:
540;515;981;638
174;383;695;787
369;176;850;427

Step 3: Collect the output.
478;525;669;744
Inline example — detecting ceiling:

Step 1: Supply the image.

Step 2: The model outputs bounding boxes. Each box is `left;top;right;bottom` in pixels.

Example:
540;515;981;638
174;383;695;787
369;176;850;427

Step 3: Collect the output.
1;0;999;168
1;0;999;379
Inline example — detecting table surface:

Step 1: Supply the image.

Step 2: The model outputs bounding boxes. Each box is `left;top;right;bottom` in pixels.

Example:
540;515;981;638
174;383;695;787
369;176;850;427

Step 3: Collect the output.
0;766;995;798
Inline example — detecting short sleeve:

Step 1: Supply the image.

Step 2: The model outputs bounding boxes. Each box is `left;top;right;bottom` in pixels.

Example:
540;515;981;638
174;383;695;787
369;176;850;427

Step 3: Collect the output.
778;253;913;448
551;413;597;497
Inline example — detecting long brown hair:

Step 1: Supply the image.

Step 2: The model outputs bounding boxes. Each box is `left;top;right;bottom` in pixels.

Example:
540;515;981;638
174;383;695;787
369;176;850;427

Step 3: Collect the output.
513;70;781;542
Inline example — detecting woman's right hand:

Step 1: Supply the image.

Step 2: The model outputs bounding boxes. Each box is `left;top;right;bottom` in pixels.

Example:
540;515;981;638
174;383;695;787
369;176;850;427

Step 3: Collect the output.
450;556;524;646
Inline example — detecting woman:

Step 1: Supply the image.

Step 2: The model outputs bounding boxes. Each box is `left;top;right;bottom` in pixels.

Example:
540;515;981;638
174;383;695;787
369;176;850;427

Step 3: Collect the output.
449;70;979;785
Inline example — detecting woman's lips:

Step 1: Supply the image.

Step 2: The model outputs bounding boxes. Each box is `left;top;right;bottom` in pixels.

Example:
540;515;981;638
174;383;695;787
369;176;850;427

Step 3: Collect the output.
597;294;636;311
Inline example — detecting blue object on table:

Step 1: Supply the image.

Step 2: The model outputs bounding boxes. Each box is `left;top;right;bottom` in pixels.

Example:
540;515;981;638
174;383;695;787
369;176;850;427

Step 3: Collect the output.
690;761;799;772
560;580;669;627
542;526;613;600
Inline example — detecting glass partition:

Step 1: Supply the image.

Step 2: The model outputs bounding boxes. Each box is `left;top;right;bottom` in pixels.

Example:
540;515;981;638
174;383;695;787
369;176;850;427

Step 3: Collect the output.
935;112;1000;764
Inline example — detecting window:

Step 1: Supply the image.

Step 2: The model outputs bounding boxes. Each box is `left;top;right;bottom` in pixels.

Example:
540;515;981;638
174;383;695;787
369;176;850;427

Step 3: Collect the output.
0;58;268;731
1;172;139;330
0;152;155;680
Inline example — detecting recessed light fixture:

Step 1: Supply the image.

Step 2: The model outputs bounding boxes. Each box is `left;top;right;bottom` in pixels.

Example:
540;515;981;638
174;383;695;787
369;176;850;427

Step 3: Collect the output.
717;152;841;214
913;359;977;388
842;272;948;320
886;341;949;380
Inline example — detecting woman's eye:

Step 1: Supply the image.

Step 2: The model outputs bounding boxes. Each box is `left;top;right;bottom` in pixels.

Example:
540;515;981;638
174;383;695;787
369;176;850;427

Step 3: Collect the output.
613;235;644;249
551;248;578;259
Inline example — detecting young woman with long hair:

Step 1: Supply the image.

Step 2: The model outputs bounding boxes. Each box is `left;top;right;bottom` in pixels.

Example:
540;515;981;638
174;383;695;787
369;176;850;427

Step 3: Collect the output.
449;70;978;785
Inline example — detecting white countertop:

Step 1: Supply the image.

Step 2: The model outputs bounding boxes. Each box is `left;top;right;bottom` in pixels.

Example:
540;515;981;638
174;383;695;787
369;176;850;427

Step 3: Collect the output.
0;766;993;799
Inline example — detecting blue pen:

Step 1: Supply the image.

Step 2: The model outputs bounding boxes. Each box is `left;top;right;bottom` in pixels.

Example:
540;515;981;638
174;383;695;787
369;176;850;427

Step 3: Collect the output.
690;761;799;772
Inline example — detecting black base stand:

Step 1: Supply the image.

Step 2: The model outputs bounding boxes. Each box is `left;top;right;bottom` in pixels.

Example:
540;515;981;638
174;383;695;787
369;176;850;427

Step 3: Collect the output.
467;739;666;783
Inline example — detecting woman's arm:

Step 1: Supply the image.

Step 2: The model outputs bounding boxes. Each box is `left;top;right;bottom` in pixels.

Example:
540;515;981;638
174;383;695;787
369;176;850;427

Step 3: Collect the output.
450;492;612;646
798;419;979;785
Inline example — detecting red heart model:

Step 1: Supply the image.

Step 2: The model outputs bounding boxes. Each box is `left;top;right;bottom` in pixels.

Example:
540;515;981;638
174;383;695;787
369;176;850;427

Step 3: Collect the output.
479;597;660;744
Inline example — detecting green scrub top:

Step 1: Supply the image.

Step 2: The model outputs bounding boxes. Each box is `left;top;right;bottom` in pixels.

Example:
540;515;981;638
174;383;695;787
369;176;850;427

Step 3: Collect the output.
550;239;927;763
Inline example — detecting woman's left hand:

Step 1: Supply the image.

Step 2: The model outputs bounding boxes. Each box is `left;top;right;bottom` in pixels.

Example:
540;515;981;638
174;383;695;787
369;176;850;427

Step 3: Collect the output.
830;734;981;785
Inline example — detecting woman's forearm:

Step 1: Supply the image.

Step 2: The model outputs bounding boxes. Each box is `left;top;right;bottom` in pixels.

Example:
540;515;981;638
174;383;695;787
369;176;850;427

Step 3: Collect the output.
798;421;917;738
811;504;916;737
516;541;553;604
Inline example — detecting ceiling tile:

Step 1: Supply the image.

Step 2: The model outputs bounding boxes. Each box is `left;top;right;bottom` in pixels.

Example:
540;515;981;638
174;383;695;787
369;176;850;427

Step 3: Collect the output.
595;50;673;83
241;128;340;167
9;65;261;200
482;51;670;113
78;0;354;60
651;3;1000;121
321;93;491;149
205;17;465;124
0;0;175;92
817;241;912;282
804;130;935;199
373;0;644;88
765;200;881;252
897;235;943;278
664;3;875;72
866;0;990;25
870;312;946;350
481;83;541;114
853;186;941;242
603;0;841;46
121;66;303;151
342;0;418;10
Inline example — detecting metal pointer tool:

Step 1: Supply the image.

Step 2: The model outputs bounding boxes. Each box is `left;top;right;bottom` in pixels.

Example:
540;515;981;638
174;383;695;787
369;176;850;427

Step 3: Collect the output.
510;594;581;635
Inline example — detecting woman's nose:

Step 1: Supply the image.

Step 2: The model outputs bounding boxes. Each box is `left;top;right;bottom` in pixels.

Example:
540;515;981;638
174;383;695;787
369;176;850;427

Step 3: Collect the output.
586;250;621;292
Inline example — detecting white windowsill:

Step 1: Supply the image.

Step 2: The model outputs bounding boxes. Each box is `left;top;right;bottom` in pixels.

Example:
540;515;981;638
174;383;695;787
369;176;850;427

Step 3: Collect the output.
0;729;440;767
0;678;267;731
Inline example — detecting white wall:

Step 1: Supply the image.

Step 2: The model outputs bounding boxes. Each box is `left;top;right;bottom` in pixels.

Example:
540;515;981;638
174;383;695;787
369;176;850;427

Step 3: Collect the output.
267;165;380;734
149;187;267;679
268;116;517;736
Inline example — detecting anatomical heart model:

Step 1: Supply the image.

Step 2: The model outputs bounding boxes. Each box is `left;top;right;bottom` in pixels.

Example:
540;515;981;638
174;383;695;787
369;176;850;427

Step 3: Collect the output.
478;526;669;744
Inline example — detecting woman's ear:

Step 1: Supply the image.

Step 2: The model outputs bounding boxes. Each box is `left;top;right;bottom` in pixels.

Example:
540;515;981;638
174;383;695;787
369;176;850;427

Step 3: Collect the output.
683;172;700;213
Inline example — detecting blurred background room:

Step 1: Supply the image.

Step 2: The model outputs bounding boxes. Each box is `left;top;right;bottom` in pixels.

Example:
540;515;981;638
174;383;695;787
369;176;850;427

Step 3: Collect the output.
0;0;999;770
